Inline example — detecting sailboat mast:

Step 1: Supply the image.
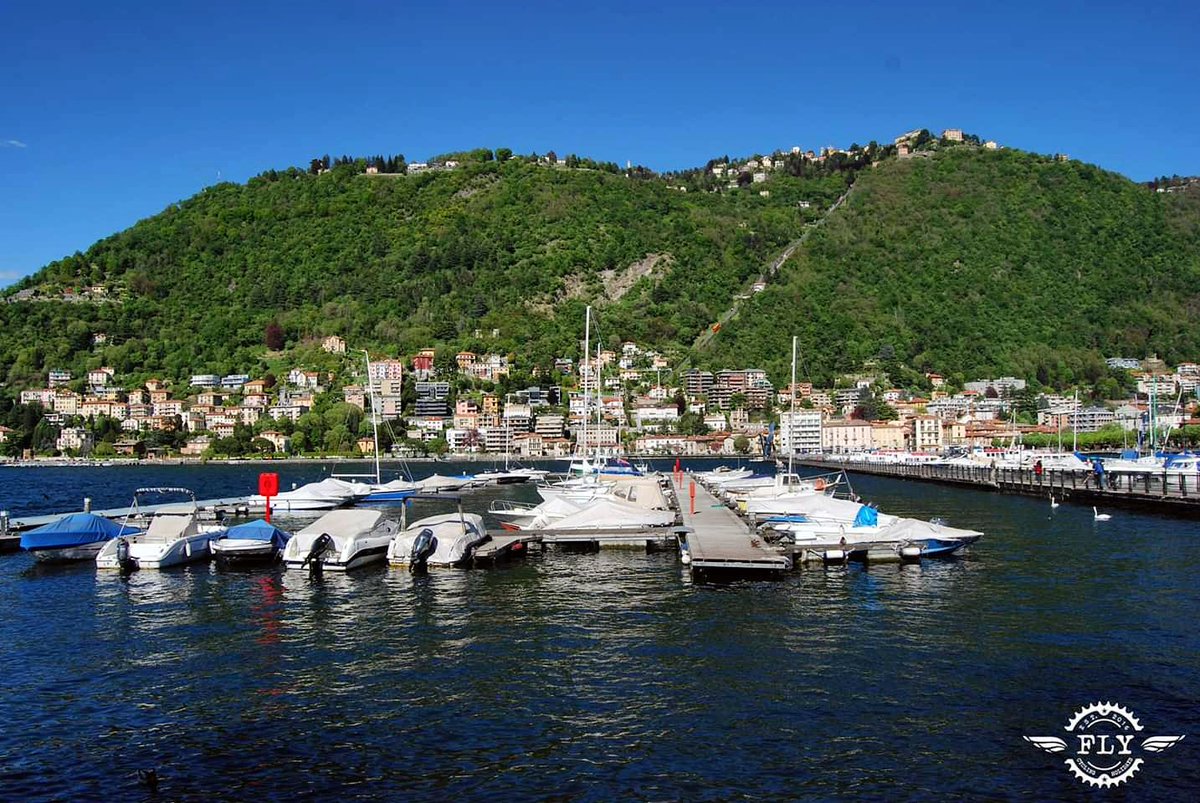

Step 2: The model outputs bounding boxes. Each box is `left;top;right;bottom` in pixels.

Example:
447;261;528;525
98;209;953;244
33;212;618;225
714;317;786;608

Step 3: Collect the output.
363;350;381;484
582;305;590;465
1072;388;1078;453
789;335;797;477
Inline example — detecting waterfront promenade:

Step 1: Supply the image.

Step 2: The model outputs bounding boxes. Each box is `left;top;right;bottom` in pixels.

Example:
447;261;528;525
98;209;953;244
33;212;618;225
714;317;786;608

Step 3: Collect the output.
797;457;1200;516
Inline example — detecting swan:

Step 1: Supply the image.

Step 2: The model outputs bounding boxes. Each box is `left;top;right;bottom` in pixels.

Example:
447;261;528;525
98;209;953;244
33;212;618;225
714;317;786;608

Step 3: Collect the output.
1093;507;1112;521
1049;494;1060;509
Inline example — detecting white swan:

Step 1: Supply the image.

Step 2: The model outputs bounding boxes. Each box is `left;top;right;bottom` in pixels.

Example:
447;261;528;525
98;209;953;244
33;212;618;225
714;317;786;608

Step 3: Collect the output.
1049;494;1060;509
1093;507;1112;521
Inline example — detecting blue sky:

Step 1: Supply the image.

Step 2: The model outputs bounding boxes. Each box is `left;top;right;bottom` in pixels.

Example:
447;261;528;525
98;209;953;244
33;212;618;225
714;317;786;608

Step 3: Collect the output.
2;0;1198;284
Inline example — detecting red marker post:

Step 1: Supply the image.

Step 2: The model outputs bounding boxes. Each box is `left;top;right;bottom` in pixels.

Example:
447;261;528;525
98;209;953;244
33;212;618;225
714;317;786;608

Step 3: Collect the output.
689;480;696;515
259;472;279;523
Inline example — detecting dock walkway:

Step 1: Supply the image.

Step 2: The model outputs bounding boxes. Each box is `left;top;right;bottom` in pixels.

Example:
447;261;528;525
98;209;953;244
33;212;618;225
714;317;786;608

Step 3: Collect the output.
794;458;1200;516
672;472;790;576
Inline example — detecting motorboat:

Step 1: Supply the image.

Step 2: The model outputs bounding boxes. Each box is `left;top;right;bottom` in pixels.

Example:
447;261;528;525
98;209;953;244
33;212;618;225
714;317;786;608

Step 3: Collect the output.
247;477;354;511
281;508;400;572
473;468;537;485
524;496;676;533
694;466;754;484
387;512;489;569
359;478;421;504
96;487;213;570
493;496;584;531
416;473;479;493
211;519;291;566
21;512;141;562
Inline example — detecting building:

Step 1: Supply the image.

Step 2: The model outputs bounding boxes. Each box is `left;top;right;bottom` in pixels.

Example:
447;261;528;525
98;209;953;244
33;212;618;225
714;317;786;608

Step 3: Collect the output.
942;128;964;142
821;419;873;453
684;370;714;398
322;335;347;354
368;359;405;383
221;374;250;390
535;414;565;438
909;416;943;451
778;410;822;454
56;427;93;454
88;367;115;387
190;374;220;389
48;369;72;387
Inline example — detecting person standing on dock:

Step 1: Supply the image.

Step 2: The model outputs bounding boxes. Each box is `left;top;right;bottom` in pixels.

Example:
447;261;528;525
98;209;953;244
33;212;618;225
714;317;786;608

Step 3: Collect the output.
1093;459;1106;490
1034;460;1043;480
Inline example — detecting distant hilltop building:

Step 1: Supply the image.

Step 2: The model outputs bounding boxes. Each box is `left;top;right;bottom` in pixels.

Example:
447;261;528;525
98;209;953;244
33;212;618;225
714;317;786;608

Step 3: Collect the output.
942;128;964;142
1106;357;1141;370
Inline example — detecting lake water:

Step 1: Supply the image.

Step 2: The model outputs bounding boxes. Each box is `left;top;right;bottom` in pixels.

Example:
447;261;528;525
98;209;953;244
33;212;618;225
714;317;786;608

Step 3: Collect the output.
0;460;1196;799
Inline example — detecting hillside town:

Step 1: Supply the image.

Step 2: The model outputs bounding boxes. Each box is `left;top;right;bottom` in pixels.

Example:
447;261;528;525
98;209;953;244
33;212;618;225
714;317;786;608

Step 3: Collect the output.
4;330;1197;461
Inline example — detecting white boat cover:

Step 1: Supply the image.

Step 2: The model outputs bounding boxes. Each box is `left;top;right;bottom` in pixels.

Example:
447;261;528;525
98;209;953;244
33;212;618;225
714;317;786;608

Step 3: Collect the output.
541;497;675;531
391;513;487;566
292;508;384;552
417;474;475;492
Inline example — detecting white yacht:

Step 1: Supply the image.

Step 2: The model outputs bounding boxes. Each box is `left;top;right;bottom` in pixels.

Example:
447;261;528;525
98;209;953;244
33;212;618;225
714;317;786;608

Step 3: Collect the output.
387;512;489;569
281;509;399;572
96;488;214;570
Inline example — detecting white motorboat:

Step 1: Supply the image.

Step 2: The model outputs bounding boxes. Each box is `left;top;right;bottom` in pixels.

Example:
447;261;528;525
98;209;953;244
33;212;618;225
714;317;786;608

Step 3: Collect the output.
526;496;676;532
695;466;754;484
21;512;141;561
416;473;479;493
281;509;399;572
248;477;354;512
387;512;489;569
211;519;291;565
96;487;213;570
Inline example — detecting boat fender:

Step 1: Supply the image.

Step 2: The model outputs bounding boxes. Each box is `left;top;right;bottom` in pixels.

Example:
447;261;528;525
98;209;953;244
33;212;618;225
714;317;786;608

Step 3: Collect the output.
813;478;827;491
185;541;191;558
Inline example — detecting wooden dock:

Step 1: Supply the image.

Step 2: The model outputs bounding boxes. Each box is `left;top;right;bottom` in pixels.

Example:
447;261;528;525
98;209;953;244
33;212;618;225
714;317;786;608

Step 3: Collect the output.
474;533;542;564
672;473;791;577
795;457;1200;516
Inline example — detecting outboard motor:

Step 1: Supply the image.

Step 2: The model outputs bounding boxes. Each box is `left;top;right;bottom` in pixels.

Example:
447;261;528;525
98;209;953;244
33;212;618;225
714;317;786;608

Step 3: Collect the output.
409;528;437;574
300;533;334;579
115;537;136;572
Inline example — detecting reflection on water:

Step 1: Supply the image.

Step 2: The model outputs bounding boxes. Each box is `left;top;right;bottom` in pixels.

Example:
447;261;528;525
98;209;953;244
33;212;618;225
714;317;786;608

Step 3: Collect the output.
0;464;1197;798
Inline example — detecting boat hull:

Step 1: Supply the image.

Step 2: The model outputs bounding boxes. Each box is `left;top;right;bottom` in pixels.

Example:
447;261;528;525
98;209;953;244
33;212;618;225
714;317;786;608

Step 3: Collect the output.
30;541;107;561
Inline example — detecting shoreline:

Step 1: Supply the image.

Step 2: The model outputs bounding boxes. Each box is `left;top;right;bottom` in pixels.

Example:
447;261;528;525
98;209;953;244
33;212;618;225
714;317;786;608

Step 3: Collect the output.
0;454;752;468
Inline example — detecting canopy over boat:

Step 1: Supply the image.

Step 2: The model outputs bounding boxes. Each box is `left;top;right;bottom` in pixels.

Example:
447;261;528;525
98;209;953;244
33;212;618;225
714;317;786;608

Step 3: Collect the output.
21;513;140;551
215;519;290;549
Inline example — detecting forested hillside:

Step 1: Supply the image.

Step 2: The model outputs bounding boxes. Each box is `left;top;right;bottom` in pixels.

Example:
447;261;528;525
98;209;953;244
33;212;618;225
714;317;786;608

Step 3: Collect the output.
704;148;1200;386
3;144;1199;392
0;155;833;386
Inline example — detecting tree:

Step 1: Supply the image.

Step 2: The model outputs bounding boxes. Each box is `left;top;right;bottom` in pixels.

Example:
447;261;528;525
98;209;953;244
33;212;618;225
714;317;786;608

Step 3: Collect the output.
733;434;750;454
265;321;284;351
495;148;513;162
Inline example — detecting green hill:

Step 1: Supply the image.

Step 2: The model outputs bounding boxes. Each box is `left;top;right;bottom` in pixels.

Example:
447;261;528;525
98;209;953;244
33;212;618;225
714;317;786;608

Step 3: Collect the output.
0;155;832;387
704;148;1200;387
3;144;1199;392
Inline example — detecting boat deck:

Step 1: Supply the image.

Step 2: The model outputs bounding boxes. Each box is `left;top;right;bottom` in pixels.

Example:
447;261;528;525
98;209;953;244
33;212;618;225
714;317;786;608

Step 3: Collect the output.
673;473;791;576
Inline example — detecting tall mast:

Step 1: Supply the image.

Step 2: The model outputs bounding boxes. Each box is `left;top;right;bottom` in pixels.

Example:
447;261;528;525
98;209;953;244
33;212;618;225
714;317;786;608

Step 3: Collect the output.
582;305;590;465
1072;388;1078;453
363;350;381;484
789;335;797;477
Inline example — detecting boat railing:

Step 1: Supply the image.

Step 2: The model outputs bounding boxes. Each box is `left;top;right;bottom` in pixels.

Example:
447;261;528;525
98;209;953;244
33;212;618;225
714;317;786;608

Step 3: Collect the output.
487;499;536;514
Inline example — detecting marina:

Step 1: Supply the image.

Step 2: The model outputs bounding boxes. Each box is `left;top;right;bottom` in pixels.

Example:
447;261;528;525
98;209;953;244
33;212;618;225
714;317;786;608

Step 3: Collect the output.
0;460;1195;799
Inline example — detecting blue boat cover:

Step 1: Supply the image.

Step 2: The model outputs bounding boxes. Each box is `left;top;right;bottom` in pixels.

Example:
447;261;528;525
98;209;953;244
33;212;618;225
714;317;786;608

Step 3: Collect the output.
852;505;878;528
216;519;290;547
20;513;141;551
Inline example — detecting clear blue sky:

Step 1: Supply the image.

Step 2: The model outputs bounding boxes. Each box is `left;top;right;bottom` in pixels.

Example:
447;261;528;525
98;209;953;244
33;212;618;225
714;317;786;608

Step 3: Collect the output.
2;0;1198;284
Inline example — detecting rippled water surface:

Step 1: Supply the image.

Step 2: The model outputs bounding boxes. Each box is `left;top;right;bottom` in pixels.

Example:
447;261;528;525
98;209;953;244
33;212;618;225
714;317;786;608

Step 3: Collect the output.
1;461;1197;799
